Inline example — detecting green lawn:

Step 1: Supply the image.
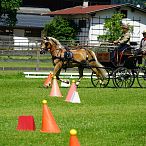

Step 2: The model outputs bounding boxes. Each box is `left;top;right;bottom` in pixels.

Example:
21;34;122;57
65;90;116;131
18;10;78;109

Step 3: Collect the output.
0;61;52;68
1;71;146;146
0;54;53;68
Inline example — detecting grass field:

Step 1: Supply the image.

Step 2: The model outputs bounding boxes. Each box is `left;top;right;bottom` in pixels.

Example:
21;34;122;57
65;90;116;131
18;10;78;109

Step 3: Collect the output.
1;71;146;146
0;54;53;69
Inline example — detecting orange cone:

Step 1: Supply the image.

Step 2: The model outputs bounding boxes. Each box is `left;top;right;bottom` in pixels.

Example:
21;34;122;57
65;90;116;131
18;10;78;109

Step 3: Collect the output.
69;129;80;146
40;100;61;133
43;72;53;88
49;76;63;97
65;80;76;102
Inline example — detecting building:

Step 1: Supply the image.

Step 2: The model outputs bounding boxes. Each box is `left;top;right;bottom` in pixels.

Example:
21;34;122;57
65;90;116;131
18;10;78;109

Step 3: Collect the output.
0;7;52;48
0;7;52;37
43;3;146;45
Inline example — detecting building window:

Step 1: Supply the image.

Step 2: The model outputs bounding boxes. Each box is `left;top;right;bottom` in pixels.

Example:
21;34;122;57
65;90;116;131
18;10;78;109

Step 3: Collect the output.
121;10;127;18
79;20;86;28
25;29;41;37
0;28;13;35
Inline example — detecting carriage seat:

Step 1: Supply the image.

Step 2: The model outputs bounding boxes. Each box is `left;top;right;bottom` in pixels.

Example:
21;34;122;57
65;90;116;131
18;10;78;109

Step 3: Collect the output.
123;42;138;54
130;42;138;46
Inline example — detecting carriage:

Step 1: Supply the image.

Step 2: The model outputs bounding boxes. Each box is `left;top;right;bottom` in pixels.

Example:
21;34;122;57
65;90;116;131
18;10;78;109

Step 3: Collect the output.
40;37;146;88
91;42;146;88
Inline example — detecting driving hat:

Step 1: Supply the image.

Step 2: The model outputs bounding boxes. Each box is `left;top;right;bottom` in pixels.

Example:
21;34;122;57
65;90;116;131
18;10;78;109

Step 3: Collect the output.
142;30;146;34
121;24;129;29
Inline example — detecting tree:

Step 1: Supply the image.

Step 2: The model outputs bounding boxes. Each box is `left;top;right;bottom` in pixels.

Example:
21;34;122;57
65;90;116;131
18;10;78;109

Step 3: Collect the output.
0;0;22;26
112;0;146;8
98;13;125;42
43;16;80;41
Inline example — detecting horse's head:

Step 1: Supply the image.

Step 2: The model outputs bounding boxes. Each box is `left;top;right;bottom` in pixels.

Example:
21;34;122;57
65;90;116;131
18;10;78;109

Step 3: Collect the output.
40;37;51;54
40;37;62;54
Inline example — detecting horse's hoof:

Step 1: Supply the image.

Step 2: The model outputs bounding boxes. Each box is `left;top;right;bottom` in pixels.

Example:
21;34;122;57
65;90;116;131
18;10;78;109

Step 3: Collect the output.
43;85;49;88
66;80;70;84
76;82;80;87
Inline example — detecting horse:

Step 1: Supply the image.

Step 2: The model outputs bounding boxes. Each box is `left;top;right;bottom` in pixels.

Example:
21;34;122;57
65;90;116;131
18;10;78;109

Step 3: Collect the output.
40;37;108;86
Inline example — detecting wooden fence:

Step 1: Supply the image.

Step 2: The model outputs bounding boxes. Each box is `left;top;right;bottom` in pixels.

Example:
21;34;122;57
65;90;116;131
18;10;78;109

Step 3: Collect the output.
0;37;139;71
0;37;101;71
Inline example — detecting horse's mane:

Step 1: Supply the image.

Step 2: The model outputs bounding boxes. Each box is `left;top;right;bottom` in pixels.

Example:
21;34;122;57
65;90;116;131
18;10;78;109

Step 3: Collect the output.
47;37;63;49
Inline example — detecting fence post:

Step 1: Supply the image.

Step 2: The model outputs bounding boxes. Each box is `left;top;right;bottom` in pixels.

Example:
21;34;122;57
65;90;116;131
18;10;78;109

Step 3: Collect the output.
36;42;40;71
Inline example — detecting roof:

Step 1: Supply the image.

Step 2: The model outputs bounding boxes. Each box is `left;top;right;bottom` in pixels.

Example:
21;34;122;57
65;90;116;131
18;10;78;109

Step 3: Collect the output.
0;14;52;28
43;4;146;16
18;7;51;15
15;14;52;28
0;7;52;28
43;4;120;15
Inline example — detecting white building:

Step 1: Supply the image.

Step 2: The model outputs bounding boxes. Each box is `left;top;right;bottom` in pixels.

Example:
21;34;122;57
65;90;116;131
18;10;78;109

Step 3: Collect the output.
43;3;146;45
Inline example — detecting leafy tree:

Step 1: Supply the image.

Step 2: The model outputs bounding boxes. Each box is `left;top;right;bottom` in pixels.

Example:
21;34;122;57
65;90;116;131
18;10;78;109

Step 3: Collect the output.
0;0;22;26
98;13;125;42
43;16;80;41
112;0;146;8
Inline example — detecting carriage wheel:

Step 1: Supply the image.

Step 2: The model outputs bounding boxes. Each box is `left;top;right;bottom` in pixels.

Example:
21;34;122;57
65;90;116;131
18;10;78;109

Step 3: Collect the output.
91;71;110;88
137;67;146;88
112;67;135;88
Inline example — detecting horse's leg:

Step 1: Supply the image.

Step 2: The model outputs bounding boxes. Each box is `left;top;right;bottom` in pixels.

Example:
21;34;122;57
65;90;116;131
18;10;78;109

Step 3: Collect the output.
76;66;84;86
89;60;107;78
90;61;108;85
53;62;70;84
91;67;106;85
91;67;100;77
53;61;63;82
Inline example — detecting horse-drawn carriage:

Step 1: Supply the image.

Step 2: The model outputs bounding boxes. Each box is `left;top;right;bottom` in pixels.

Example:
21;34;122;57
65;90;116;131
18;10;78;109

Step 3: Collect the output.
91;42;146;88
40;37;146;88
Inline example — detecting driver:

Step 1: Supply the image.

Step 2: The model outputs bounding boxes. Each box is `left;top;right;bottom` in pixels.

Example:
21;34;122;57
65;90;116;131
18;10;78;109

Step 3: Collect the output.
112;23;131;64
113;23;130;52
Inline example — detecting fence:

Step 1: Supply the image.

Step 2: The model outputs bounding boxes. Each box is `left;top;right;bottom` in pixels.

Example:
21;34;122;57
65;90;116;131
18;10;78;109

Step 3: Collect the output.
23;71;92;79
0;36;139;72
0;35;40;50
0;37;100;71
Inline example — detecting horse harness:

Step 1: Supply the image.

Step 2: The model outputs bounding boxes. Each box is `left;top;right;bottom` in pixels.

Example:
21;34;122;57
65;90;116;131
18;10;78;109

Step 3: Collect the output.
52;46;96;71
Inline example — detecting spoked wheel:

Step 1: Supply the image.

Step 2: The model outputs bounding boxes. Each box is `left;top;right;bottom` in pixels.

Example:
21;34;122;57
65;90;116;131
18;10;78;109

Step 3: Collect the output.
91;71;110;88
137;67;146;88
112;67;135;88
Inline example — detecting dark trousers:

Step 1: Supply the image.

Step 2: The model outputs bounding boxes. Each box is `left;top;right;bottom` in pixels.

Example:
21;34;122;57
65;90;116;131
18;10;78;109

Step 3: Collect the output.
110;44;130;64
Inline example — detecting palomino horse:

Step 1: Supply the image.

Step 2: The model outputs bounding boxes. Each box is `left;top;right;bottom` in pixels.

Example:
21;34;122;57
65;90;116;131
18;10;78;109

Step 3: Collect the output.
40;37;108;86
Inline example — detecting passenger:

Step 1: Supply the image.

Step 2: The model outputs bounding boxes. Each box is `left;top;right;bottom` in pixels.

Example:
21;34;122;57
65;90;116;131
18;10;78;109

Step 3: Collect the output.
139;30;146;54
139;30;146;65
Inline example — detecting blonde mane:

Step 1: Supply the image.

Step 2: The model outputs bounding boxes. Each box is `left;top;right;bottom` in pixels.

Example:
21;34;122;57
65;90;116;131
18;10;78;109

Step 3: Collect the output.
48;37;63;49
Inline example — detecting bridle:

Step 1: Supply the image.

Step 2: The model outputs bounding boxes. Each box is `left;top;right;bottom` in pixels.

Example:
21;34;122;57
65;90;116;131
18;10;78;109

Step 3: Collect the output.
40;37;62;55
40;37;52;54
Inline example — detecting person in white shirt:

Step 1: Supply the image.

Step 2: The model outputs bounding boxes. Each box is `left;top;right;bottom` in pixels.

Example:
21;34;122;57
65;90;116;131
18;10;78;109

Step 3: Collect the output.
140;30;146;53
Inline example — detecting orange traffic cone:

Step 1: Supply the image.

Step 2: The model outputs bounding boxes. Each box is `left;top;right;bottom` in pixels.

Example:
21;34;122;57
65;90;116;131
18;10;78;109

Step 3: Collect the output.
40;100;61;133
49;76;63;97
65;80;76;102
43;72;53;88
69;129;80;146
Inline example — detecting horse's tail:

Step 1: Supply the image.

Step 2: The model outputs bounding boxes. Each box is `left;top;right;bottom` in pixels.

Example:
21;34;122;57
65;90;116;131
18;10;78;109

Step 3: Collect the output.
88;50;108;77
